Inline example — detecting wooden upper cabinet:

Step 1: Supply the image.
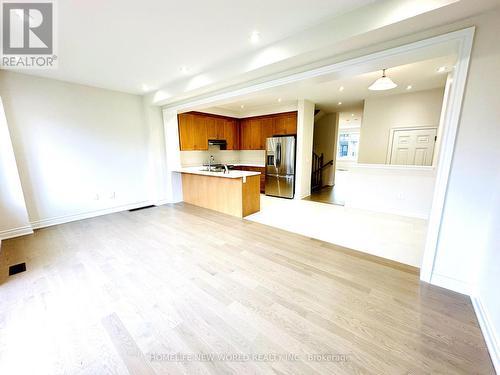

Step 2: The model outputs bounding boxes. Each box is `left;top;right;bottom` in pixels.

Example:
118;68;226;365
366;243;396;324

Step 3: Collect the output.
223;119;239;150
260;117;274;149
178;113;196;150
239;111;297;150
179;111;297;151
273;112;297;135
178;113;207;150
205;117;217;139
240;118;263;150
192;116;208;150
178;112;239;151
239;118;251;150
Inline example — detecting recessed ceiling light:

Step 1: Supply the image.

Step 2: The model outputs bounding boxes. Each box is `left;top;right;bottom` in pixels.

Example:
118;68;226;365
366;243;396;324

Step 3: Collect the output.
141;84;152;93
338;102;342;105
277;98;282;102
437;66;446;73
406;85;412;90
339;86;344;92
351;113;354;116
240;104;245;109
250;31;260;44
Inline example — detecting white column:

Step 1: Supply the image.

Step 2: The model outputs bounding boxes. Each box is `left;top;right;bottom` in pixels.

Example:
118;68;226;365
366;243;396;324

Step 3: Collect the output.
162;109;183;203
142;94;167;205
295;99;315;199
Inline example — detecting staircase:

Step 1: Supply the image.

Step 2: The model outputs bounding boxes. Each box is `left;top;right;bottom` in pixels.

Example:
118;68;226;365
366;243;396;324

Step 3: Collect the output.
311;152;333;191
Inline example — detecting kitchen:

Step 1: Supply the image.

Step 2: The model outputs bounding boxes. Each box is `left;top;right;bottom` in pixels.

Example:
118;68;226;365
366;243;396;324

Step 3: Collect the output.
174;111;297;217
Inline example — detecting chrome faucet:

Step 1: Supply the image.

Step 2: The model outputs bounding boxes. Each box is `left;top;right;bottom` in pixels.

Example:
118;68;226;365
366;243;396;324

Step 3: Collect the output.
223;164;229;174
208;155;215;171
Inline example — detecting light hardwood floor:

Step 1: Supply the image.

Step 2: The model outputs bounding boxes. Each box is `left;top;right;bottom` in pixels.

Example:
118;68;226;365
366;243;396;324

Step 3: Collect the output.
0;203;495;374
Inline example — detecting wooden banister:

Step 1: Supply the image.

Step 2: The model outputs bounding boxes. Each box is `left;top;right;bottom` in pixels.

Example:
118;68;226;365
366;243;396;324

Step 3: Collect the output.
311;154;333;191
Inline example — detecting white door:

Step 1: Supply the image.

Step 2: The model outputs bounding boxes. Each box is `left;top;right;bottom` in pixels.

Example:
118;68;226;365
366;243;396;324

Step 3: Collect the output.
390;128;437;166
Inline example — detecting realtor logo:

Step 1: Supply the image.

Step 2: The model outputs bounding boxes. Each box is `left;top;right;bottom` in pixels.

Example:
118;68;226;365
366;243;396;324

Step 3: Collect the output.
1;0;57;68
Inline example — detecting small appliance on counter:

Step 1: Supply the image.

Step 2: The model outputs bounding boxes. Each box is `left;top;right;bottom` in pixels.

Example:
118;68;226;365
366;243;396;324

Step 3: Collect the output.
265;135;296;198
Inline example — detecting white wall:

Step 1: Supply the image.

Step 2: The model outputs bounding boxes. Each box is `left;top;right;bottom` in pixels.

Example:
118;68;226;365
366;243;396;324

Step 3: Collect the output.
295;100;315;199
0;98;32;240
430;10;500;370
143;93;168;205
359;88;445;164
313;113;337;186
162;110;183;204
0;71;153;227
343;165;436;219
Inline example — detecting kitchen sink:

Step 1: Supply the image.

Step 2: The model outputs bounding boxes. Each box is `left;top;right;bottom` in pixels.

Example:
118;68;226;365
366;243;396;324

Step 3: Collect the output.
200;167;225;172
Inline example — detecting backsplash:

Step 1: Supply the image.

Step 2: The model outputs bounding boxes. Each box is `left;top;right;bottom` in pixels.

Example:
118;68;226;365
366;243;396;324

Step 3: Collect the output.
180;146;265;167
239;150;266;165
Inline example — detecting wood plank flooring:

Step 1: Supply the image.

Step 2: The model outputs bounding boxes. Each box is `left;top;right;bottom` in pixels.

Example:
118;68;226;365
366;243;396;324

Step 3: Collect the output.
304;186;344;206
0;203;495;374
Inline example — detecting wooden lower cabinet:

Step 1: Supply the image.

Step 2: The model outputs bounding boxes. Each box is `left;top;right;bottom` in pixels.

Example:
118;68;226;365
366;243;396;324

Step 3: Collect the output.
180;173;260;217
234;166;266;193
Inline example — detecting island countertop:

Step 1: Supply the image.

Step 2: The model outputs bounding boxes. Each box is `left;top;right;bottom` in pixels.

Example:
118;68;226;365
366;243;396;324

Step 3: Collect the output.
174;166;261;217
174;166;261;179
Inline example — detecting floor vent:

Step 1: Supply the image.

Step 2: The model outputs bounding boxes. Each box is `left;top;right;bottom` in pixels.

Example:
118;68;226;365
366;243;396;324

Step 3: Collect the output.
129;205;156;212
9;263;26;276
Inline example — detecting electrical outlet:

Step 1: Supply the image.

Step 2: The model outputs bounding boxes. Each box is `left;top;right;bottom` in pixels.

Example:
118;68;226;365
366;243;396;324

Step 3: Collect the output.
397;192;404;200
109;192;116;199
93;193;99;200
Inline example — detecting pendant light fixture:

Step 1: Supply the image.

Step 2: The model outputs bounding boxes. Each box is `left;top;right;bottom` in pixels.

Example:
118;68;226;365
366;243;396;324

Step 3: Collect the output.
368;69;397;91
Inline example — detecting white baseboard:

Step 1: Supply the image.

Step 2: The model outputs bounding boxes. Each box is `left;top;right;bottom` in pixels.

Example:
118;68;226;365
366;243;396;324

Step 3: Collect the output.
472;297;500;374
430;273;471;295
155;198;182;206
30;201;153;230
0;225;34;240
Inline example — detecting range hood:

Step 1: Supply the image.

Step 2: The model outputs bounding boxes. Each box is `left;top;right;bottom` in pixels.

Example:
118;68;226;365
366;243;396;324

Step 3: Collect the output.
208;139;227;150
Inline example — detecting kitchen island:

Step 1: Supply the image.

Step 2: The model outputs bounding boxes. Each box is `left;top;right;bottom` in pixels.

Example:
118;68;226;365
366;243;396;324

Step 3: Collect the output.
174;167;261;217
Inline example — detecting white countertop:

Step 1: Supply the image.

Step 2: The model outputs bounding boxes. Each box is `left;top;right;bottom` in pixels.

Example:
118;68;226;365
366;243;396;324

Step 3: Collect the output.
174;166;261;179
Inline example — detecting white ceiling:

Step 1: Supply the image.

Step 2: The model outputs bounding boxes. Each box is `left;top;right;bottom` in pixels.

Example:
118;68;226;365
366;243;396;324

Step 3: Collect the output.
203;55;456;115
15;0;374;94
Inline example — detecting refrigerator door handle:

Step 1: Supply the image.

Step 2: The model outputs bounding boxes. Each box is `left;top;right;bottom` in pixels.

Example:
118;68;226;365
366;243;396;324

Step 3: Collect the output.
276;142;281;168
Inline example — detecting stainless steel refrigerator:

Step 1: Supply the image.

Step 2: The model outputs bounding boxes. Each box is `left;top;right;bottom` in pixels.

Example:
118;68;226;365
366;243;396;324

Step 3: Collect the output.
265;135;296;198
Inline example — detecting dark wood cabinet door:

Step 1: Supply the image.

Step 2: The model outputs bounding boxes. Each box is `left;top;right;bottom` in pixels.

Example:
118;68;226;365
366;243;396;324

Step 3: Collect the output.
239;119;251;150
178;113;195;150
215;118;225;139
233;166;265;193
223;119;239;150
249;118;262;150
273;112;297;135
192;116;208;150
260;117;274;149
240;118;261;150
206;116;217;139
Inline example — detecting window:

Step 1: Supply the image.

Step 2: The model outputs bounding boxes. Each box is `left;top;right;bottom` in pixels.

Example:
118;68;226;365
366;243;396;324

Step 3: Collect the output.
337;130;360;161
